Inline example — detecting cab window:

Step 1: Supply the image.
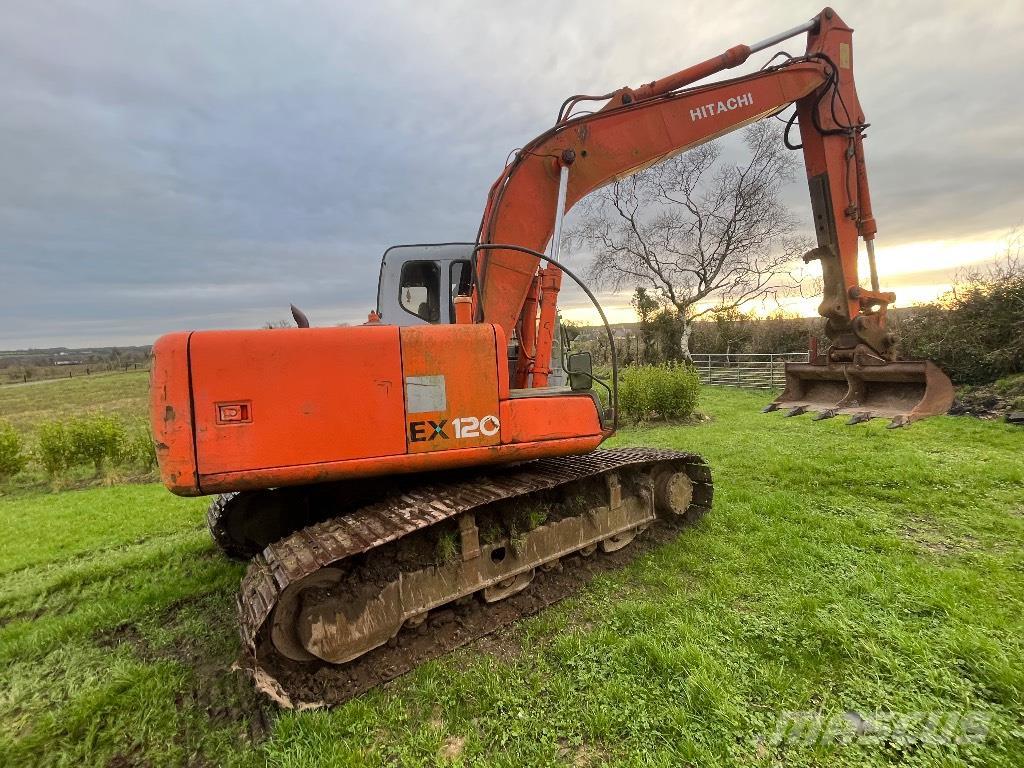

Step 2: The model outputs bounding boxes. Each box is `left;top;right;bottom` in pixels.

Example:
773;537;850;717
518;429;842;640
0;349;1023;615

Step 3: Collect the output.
449;260;472;318
399;261;441;322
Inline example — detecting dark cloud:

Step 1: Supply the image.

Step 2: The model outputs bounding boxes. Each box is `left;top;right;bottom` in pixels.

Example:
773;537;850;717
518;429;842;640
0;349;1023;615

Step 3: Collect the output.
1;0;1021;347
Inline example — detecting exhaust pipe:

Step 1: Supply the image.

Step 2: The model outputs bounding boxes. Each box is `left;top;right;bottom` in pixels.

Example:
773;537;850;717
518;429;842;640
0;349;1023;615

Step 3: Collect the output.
763;359;955;428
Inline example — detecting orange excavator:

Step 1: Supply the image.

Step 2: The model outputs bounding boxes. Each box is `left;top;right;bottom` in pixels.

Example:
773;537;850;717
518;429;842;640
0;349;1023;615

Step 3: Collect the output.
151;8;952;706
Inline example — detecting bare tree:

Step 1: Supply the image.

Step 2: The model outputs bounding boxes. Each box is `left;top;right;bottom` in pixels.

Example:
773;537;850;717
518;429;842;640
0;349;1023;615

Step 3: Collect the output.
566;122;807;359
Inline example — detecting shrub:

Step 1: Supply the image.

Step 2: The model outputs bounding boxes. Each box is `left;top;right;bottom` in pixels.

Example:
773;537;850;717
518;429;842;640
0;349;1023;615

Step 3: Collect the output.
36;421;71;477
0;422;28;480
119;423;157;472
896;247;1023;385
67;415;124;475
618;363;700;421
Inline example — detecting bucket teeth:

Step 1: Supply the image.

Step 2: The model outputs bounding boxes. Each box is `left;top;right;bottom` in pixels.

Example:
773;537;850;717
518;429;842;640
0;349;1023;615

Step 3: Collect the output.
763;358;955;428
761;403;781;413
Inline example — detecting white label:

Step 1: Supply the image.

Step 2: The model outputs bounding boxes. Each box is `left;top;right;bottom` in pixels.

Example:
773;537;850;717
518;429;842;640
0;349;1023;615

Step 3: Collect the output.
452;415;500;438
405;375;446;414
689;92;754;122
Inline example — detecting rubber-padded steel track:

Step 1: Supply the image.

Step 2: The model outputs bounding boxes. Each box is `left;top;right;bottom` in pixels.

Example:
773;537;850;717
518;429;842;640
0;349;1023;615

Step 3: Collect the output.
233;447;712;708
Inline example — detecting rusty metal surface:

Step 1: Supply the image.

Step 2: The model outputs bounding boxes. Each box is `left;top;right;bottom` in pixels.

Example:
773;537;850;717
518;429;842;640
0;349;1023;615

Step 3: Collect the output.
765;359;955;427
233;446;712;707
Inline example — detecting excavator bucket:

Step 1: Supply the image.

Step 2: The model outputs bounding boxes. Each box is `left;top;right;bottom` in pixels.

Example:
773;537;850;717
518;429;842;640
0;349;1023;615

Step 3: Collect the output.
763;360;955;428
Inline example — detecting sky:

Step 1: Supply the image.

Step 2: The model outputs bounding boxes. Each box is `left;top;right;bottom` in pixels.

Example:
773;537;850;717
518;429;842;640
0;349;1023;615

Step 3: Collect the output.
1;0;1022;348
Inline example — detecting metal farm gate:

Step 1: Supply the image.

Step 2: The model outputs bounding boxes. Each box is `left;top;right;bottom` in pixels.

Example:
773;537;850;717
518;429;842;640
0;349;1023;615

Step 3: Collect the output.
690;352;809;389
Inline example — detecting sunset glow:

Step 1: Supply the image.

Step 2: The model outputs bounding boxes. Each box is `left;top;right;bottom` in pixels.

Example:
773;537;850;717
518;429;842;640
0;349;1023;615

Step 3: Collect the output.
559;230;1012;325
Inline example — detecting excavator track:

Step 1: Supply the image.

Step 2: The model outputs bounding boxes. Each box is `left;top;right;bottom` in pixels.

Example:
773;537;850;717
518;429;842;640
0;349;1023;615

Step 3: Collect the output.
228;447;712;709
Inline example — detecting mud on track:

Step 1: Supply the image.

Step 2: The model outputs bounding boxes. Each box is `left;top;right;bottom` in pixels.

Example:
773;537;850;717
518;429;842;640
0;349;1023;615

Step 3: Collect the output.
241;512;696;709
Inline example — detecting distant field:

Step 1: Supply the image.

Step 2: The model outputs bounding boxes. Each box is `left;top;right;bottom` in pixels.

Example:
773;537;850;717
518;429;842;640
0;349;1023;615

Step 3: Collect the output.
0;370;149;434
0;387;1021;766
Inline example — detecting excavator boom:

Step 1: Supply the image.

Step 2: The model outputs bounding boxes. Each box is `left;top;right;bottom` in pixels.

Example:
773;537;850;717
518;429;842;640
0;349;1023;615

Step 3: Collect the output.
475;6;953;424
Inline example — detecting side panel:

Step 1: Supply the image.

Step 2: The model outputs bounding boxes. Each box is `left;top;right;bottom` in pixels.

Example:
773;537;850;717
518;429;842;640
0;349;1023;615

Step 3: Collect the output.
401;324;501;453
189;326;407;478
199;435;604;494
499;395;603;444
150;332;199;494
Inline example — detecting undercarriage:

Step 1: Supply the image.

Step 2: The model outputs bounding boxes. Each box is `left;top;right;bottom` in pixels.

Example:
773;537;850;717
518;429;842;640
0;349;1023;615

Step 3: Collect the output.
210;447;712;708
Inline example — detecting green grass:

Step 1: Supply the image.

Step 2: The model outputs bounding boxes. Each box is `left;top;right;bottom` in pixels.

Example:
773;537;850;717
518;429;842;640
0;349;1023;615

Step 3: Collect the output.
0;371;150;435
1;387;1022;766
0;371;153;493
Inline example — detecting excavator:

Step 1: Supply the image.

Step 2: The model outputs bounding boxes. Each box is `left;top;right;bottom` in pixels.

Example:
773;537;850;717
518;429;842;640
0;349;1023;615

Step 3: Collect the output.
150;7;953;707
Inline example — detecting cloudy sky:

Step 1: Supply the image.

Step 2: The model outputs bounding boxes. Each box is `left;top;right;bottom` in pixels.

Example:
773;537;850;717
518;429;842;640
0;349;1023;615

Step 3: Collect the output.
2;0;1022;348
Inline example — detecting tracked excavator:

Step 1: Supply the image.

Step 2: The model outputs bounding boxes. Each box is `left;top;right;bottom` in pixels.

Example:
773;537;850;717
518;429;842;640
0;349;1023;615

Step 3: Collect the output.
150;8;953;707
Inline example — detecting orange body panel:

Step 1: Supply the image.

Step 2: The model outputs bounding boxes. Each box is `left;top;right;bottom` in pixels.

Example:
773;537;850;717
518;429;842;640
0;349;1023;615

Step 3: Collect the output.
400;324;501;454
150;323;605;496
149;332;197;494
196;435;604;494
500;395;602;444
189;326;407;476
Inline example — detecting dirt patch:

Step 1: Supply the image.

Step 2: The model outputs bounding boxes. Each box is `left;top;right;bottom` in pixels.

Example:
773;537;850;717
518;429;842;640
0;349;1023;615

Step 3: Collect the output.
556;739;609;767
950;377;1024;421
94;621;148;652
468;626;524;664
899;517;977;556
92;597;276;744
438;735;466;761
93;596;207;658
104;743;152;768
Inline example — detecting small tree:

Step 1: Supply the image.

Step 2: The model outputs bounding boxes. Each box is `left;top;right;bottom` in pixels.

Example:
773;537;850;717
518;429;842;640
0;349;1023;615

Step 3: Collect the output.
631;288;659;364
119;423;157;472
896;236;1023;384
0;422;27;481
37;422;71;477
568;122;807;359
68;416;124;475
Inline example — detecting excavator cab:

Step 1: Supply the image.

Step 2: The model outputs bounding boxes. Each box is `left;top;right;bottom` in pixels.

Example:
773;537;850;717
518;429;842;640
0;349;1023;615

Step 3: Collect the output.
376;243;571;388
376;243;474;326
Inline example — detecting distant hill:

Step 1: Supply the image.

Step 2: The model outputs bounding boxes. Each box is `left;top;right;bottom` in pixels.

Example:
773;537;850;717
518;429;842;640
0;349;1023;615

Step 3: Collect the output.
0;345;151;384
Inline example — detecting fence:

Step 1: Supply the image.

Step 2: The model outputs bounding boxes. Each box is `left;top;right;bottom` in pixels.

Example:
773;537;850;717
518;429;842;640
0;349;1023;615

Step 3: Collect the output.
1;363;149;386
691;352;810;389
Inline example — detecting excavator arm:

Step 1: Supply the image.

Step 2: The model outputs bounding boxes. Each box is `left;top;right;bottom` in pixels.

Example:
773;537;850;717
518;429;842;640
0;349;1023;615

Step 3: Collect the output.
475;7;954;425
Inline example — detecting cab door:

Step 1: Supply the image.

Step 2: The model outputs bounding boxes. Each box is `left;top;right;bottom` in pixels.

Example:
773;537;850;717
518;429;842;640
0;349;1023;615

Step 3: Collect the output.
376;243;475;326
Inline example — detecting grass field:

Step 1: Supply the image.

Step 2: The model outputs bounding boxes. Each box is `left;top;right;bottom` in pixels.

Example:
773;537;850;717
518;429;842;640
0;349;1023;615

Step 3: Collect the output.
0;371;153;492
0;384;1021;767
0;370;150;435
